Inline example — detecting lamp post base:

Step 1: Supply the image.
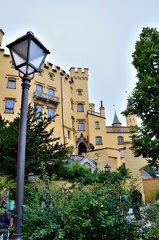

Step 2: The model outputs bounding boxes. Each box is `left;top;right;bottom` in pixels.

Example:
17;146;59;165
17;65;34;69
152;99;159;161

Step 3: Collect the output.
13;233;23;240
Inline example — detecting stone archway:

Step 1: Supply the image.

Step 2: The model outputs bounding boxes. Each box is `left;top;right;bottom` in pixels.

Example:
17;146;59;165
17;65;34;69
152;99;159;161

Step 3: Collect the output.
78;142;87;155
76;133;89;155
83;162;92;171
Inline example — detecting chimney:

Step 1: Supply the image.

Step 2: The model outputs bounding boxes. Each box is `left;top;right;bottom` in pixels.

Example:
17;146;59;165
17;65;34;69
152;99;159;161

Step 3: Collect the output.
0;29;5;47
100;101;105;118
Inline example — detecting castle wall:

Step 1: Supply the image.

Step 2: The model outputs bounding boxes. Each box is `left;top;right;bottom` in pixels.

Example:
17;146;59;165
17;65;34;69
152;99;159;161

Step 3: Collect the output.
0;30;151;195
124;142;148;199
87;112;107;150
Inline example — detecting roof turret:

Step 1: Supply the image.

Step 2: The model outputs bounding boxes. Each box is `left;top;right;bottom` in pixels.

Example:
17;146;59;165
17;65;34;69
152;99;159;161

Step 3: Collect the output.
126;99;132;110
112;111;121;126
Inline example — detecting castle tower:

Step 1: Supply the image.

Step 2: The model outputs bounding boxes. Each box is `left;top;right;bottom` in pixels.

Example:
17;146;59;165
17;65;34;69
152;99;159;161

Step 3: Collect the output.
69;67;90;155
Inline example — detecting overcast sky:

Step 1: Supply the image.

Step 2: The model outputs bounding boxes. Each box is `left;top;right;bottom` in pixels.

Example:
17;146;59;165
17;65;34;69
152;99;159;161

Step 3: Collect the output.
0;0;159;125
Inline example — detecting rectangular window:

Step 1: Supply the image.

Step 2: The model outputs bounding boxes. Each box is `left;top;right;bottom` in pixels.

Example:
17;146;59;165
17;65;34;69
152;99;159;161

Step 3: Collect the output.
78;121;85;131
5;99;14;113
120;150;124;158
95;136;102;145
36;105;42;118
68;130;71;139
118;136;124;145
77;90;82;95
7;77;16;89
77;103;84;112
36;84;43;92
48;88;54;96
48;108;55;121
95;121;99;129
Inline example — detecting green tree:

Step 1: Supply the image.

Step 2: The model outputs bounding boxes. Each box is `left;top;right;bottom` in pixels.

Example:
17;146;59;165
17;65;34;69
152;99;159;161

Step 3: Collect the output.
122;27;159;166
0;103;69;178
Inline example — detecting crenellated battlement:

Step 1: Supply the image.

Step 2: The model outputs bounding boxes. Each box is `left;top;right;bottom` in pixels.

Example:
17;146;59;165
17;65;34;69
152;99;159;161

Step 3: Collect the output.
69;67;88;80
44;63;66;74
43;62;72;81
44;62;61;72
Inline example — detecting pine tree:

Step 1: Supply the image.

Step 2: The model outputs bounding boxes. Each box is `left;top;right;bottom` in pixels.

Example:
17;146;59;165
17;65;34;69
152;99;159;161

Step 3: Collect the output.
0;103;69;178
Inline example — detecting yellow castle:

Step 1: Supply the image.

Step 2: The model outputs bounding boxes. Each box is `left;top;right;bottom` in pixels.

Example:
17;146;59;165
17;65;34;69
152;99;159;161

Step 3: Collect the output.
0;29;151;196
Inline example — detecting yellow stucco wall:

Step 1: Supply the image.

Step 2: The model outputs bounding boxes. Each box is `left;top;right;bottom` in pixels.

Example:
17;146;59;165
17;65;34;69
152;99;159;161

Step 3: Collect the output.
143;178;159;203
87;148;120;172
124;142;149;200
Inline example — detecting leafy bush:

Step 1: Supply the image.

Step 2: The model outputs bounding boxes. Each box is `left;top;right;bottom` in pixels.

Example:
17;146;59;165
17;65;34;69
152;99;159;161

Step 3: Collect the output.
58;162;129;185
58;162;93;183
154;188;159;201
96;171;123;184
20;179;144;240
0;176;16;200
117;165;131;178
142;204;159;239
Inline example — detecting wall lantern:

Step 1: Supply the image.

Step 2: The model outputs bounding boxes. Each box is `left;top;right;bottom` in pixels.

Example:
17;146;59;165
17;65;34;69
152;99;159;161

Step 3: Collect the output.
104;163;111;172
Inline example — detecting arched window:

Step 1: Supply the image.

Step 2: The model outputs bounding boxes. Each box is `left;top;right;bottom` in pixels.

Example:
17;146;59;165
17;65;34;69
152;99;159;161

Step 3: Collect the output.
77;103;84;112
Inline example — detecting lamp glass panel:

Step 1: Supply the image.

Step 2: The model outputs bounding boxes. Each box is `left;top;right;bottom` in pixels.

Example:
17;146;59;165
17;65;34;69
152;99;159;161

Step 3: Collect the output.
18;65;35;75
11;40;29;66
29;40;46;70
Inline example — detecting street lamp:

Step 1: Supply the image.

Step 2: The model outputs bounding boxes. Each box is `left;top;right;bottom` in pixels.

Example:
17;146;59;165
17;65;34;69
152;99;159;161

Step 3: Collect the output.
104;163;111;172
7;31;50;240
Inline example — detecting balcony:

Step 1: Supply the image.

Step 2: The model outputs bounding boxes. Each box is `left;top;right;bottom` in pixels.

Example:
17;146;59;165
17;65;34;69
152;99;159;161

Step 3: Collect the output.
33;90;60;105
106;126;129;133
87;110;100;116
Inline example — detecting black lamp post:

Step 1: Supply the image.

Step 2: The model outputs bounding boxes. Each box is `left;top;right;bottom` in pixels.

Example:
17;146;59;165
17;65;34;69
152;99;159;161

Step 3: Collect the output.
104;163;111;172
7;31;50;240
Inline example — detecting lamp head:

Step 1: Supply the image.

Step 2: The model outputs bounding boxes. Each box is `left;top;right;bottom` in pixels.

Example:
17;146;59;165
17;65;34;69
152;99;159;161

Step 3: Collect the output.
6;31;50;76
